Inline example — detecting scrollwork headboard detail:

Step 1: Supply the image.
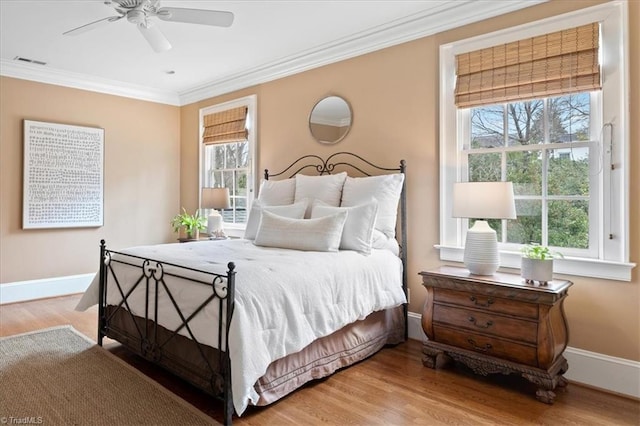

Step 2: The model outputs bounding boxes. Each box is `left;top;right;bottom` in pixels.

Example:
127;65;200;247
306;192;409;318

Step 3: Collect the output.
264;151;408;339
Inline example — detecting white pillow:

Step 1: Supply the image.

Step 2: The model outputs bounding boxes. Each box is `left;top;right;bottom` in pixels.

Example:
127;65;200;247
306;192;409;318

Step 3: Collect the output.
311;199;378;254
254;210;347;252
258;178;296;206
294;172;347;218
341;173;404;238
244;199;307;240
371;229;400;256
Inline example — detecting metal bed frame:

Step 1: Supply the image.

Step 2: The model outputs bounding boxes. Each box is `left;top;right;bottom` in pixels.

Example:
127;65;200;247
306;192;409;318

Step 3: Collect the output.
97;152;407;425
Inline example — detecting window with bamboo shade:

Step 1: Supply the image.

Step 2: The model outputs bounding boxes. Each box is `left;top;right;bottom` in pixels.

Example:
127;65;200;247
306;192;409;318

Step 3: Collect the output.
202;106;248;144
439;1;630;280
454;23;601;109
199;95;256;232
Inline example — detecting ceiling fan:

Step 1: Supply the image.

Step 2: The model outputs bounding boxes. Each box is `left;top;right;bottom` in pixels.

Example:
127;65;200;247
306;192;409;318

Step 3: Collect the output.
63;0;234;53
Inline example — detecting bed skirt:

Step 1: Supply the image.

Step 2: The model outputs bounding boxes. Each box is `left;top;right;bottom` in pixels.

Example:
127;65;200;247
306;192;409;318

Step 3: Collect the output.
104;304;405;407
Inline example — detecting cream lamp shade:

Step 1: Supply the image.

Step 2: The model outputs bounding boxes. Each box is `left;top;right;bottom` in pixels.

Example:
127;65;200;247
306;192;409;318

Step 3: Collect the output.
453;182;516;275
201;187;231;237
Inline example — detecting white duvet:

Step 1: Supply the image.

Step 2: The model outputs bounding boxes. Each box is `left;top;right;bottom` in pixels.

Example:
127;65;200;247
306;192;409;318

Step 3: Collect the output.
76;238;406;415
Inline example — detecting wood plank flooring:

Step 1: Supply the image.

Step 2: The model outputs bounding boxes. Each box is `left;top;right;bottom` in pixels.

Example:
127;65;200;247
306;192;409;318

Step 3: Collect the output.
1;294;638;425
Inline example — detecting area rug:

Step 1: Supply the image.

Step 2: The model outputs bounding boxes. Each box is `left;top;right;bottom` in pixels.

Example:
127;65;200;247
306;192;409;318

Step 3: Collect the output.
0;326;218;425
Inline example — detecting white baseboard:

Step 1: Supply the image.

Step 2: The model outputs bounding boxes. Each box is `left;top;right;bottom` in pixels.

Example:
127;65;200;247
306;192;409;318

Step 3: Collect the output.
407;312;640;399
0;273;95;305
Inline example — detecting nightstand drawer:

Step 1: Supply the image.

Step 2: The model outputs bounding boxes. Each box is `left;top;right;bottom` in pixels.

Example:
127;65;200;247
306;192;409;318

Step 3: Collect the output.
433;304;538;344
434;326;538;366
434;288;538;320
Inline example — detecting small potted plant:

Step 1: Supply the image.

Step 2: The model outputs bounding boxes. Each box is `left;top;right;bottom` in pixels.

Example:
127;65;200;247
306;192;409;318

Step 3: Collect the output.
521;243;563;285
171;208;207;241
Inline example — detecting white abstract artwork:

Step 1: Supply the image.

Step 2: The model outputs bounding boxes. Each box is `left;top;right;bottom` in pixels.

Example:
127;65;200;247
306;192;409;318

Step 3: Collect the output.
23;120;104;229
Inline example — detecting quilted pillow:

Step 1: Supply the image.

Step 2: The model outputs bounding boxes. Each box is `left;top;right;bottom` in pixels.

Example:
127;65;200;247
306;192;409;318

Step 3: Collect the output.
243;199;307;240
341;173;404;238
258;178;296;206
311;199;378;254
294;172;347;217
254;210;347;252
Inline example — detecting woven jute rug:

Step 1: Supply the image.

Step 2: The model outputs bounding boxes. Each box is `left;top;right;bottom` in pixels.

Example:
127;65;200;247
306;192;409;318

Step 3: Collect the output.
0;326;218;425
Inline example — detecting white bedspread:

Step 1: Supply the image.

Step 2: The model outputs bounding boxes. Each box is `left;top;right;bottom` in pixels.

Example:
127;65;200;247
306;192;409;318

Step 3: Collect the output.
76;239;406;415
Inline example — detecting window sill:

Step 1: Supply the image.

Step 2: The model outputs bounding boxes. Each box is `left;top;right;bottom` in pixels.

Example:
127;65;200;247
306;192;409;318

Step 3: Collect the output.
435;245;636;282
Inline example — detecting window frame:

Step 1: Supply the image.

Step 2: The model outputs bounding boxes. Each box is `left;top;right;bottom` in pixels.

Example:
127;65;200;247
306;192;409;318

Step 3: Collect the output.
461;93;599;259
438;1;634;281
199;95;257;238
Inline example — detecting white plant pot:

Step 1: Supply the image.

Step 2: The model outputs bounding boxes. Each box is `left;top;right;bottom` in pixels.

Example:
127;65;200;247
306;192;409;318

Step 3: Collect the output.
521;258;554;284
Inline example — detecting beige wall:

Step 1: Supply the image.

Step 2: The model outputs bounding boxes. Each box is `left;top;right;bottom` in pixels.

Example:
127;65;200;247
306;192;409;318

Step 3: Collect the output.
180;0;639;361
0;0;636;362
0;77;181;283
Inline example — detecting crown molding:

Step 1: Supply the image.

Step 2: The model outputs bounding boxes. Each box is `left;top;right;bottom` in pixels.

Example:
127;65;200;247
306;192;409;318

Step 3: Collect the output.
0;59;180;106
178;0;546;105
0;1;545;106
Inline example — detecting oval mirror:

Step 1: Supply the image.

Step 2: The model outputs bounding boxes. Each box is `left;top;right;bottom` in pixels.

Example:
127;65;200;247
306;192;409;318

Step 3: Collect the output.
309;96;352;144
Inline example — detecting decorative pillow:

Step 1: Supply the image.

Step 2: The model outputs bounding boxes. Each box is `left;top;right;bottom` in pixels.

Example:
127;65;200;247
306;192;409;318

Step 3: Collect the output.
294;172;347;218
311;199;378;254
258;178;296;206
341;173;404;238
254;210;347;252
371;229;400;256
243;199;307;240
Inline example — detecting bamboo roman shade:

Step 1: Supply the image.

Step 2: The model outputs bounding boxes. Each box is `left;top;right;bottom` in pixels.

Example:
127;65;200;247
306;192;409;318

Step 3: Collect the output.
203;106;248;144
454;23;601;108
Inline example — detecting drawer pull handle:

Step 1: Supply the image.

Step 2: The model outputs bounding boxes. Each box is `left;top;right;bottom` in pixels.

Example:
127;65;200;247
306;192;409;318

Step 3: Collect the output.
469;295;494;307
467;316;493;329
467;338;492;353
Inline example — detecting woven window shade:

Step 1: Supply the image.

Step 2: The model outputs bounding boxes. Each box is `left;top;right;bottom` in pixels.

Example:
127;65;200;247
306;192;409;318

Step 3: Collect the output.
203;106;248;144
455;23;601;108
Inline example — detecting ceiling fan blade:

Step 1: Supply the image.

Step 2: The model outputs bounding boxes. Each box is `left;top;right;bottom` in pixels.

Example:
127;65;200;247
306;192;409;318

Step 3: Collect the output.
157;8;234;27
138;23;172;53
63;16;123;36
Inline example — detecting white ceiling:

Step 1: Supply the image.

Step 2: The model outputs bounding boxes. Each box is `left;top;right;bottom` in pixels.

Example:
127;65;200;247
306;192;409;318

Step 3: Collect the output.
0;0;544;106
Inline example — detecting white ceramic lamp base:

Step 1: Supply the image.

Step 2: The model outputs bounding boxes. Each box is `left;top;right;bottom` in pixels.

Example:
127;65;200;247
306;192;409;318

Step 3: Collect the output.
207;213;224;237
463;220;499;276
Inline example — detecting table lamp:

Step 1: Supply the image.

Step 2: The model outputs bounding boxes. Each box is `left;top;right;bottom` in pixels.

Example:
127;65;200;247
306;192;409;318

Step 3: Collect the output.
453;181;516;275
202;187;231;239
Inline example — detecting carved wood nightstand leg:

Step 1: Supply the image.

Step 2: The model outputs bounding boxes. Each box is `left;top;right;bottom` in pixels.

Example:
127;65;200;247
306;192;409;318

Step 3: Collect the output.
557;375;569;388
422;344;443;369
535;388;556;404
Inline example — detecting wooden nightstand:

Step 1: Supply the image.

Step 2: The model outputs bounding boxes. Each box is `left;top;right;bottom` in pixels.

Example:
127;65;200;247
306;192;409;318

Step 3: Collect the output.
420;266;572;404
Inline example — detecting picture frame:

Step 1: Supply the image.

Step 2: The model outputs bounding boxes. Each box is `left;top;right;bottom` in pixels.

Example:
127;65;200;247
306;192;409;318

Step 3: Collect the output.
22;120;104;229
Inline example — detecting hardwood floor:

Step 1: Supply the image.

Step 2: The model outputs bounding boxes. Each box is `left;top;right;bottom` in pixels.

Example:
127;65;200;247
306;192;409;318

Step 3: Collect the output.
1;294;638;425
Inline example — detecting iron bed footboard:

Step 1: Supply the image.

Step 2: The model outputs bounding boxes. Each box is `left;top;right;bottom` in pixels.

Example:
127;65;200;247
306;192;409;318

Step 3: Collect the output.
97;239;236;425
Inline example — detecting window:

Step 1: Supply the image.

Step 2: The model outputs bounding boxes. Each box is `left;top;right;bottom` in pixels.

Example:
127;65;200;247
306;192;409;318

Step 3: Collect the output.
439;1;633;281
464;92;598;259
199;95;257;236
202;141;250;224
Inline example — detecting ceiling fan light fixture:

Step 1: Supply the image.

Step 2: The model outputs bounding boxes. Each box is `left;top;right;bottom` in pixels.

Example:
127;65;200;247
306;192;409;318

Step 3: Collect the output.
127;10;145;25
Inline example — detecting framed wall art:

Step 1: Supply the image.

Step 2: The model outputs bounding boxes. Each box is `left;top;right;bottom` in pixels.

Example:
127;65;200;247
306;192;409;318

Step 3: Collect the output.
23;120;104;229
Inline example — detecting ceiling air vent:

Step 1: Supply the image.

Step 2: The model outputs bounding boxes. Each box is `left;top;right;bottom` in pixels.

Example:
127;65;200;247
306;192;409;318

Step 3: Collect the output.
13;56;47;66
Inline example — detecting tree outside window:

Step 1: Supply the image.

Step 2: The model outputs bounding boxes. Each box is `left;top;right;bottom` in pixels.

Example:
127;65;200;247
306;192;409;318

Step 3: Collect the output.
466;92;592;251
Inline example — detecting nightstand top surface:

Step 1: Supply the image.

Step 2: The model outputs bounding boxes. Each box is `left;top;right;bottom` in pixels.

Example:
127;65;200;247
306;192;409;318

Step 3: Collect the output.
420;265;572;294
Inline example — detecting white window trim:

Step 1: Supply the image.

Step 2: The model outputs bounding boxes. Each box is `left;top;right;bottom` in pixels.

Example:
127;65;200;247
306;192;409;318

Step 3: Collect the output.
199;94;257;237
438;1;635;281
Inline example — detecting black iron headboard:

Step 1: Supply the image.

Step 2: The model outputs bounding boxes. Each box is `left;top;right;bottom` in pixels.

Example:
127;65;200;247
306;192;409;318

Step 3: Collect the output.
264;151;408;339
